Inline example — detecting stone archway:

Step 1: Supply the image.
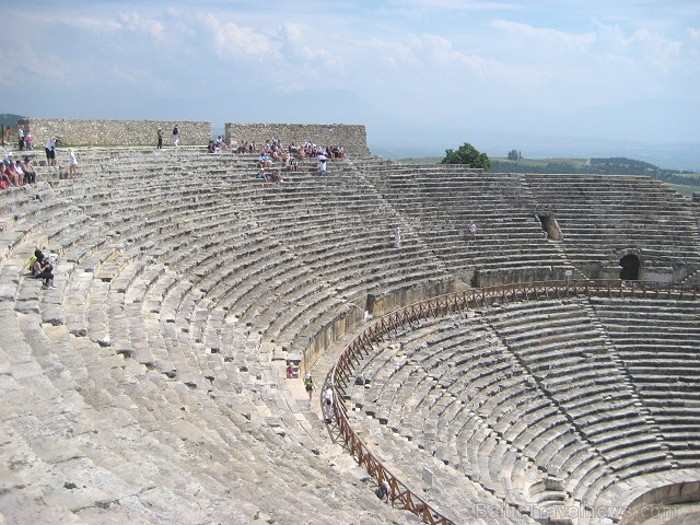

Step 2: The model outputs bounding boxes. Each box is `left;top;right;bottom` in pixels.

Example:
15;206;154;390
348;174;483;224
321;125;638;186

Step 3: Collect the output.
620;253;641;280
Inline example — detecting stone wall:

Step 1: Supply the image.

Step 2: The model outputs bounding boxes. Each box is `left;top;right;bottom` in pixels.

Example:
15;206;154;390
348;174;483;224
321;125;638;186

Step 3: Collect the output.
225;123;370;157
17;118;211;147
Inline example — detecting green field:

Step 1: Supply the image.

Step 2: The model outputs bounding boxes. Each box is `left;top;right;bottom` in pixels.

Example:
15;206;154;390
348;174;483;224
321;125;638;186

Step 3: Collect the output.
669;183;700;197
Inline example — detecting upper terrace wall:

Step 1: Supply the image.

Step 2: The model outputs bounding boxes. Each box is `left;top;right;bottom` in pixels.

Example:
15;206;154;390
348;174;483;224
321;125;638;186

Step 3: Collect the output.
17;118;211;147
225;123;370;157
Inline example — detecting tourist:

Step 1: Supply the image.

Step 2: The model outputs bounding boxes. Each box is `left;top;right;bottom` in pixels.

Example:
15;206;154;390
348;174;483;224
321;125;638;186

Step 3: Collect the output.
33;251;56;290
4;126;13;147
394;227;401;248
258;152;272;168
0;158;13;189
304;373;314;401
323;386;333;407
44;136;58;168
318;154;327;176
68;148;79;177
215;136;228;152
172;123;180;146
157;127;163;149
21;157;36;184
376;479;391;504
468;222;478;240
11;160;25;186
255;167;269;182
286;363;295;379
18;125;25;151
3;154;21;186
272;169;284;184
287;157;298;172
323;386;334;423
24;133;34;150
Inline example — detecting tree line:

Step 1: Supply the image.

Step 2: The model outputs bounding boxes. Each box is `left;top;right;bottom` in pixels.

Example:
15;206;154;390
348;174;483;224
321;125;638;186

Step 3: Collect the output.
441;142;698;187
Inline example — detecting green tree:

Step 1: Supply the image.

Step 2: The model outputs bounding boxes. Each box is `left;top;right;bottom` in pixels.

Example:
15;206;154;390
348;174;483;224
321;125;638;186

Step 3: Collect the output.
507;149;522;161
441;142;491;171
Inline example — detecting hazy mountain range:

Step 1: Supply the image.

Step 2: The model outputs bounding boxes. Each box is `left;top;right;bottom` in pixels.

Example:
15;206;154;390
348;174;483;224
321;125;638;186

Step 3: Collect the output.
7;87;699;171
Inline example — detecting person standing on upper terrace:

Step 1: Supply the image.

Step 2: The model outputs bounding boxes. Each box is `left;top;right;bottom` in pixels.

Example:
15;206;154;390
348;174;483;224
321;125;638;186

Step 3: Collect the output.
157;127;163;149
172;123;180;146
18;125;25;151
44;136;58;168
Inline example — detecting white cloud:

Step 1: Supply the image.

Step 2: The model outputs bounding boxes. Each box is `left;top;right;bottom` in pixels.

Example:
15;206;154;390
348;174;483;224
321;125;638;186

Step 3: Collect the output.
595;23;683;74
491;20;597;50
387;0;519;12
279;22;343;69
70;16;122;32
119;12;166;41
199;13;280;63
411;34;503;78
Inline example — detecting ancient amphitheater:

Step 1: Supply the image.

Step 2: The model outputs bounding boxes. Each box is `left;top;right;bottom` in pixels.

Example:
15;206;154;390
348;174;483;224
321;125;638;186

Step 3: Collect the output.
1;122;700;525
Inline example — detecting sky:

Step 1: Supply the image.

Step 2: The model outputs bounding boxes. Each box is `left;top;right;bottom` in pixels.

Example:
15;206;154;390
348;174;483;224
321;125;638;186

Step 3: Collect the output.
2;1;700;168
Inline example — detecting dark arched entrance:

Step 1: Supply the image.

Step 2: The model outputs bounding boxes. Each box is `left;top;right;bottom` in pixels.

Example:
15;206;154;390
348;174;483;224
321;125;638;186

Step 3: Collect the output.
620;254;640;280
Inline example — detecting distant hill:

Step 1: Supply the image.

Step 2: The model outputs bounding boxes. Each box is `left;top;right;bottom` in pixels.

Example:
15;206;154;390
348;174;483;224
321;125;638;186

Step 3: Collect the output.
489;156;700;194
400;155;700;195
0;113;24;129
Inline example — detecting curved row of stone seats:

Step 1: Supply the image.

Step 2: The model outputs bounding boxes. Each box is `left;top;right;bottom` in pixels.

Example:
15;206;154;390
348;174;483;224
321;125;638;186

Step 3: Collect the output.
524;173;700;270
5;155;279;400
31;152;444;424
166;161;453;350
589;297;700;464
345;394;540;524
478;301;677;492
481;300;679;506
50;150;536;520
4;147;698;523
345;314;562;514
0;308;403;524
353;161;575;280
344;296;700;522
0;155;416;523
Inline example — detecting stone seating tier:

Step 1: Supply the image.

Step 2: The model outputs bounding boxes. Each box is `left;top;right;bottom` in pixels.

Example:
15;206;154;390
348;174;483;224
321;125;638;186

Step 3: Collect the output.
2;147;700;524
345;295;700;522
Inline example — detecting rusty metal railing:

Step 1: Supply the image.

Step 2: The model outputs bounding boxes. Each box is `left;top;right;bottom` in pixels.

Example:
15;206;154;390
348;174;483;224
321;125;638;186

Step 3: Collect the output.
328;279;699;524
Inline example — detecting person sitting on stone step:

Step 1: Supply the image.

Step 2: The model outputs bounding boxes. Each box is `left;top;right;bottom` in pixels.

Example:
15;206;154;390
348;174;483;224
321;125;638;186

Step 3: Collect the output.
33;252;56;290
20;157;36;184
255;167;270;182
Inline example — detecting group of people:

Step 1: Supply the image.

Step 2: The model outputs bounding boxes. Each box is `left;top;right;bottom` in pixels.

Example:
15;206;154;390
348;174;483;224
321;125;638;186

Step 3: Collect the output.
156;124;180;149
302;373;334;412
16;125;34;151
207;136;229;153
1;153;37;189
244;137;344;180
42;136;78;176
255;167;285;184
